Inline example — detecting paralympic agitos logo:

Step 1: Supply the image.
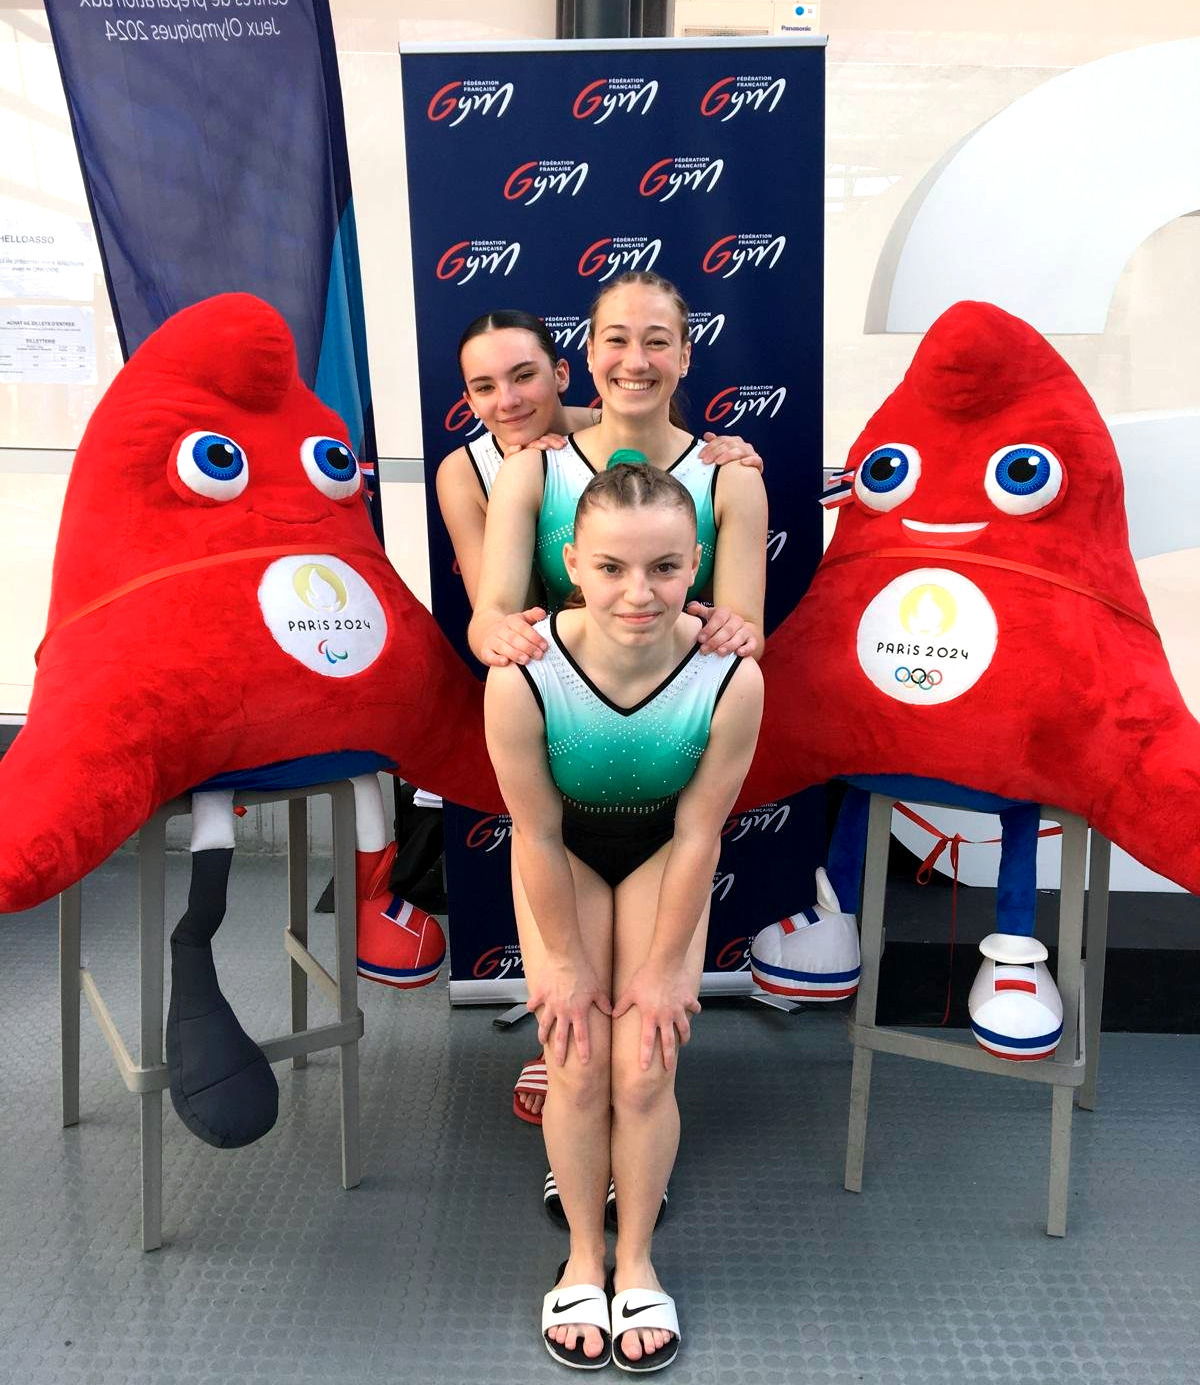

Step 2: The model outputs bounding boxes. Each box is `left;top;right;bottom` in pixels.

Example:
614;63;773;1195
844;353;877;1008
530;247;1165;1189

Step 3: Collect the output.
572;76;658;123
436;239;521;285
427;79;514;125
639;156;724;202
702;233;787;278
700;75;787;120
578;235;662;281
504;159;589;206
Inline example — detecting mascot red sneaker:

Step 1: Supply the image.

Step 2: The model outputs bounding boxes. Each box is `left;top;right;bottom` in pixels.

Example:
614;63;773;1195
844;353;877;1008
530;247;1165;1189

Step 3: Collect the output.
0;294;501;1144
741;301;1200;1058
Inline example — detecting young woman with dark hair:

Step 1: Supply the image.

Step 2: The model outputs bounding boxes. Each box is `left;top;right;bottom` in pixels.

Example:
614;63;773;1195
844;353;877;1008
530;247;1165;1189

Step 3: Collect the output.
468;272;768;674
437;304;760;608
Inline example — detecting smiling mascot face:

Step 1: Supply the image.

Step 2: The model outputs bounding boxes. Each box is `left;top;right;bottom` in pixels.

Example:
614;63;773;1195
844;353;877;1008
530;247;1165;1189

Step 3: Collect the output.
738;299;1200;900
0;292;499;915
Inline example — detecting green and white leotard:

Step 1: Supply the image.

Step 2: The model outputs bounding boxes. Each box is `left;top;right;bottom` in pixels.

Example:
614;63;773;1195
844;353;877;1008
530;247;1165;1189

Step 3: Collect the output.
534;436;718;611
519;612;738;884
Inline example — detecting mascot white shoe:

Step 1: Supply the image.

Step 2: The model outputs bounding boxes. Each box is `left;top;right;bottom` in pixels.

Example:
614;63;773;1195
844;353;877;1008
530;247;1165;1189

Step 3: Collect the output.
750;868;861;1000
968;933;1063;1060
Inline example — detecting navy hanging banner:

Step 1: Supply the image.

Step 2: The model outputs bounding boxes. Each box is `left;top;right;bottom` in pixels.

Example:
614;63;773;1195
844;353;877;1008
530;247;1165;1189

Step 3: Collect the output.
44;0;379;517
400;37;827;1002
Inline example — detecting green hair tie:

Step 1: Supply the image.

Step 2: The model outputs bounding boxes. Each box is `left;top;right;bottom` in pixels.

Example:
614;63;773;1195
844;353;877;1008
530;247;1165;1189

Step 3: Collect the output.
606;448;650;469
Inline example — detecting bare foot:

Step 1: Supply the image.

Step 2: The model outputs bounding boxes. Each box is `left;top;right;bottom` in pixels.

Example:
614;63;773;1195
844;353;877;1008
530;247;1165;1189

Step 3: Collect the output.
547;1253;608;1360
613;1262;676;1363
514;1052;547;1121
517;1088;545;1119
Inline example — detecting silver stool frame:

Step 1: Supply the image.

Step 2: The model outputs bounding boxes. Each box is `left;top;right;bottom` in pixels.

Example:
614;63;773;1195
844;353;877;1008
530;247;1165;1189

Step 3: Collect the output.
59;780;364;1251
844;793;1111;1237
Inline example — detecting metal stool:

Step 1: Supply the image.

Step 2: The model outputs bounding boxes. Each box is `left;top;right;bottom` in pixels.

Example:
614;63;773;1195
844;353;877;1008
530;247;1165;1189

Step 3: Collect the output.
59;779;363;1250
844;792;1111;1236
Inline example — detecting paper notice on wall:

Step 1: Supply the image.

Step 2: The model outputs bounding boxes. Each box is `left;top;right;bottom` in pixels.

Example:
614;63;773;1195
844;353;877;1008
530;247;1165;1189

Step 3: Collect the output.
0;307;96;384
0;212;99;300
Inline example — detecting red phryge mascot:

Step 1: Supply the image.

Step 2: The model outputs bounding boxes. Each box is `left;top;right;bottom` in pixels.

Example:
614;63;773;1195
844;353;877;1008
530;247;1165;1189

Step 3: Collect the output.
741;301;1200;1058
0;294;502;1145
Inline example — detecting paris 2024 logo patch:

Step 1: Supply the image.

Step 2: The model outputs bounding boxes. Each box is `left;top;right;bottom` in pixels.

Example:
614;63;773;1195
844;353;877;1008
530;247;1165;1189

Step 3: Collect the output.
258;555;387;678
856;568;997;706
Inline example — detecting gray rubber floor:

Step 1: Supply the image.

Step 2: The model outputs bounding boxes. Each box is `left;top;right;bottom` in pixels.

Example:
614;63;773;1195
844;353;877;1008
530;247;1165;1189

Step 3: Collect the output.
1;852;1198;1384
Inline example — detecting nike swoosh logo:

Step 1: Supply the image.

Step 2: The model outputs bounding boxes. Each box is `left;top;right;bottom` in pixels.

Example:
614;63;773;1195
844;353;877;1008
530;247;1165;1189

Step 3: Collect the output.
553;1295;600;1314
621;1301;668;1319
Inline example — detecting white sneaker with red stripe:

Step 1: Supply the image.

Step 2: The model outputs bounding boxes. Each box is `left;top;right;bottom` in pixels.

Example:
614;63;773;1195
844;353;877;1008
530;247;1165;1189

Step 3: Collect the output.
749;868;861;1000
968;933;1062;1060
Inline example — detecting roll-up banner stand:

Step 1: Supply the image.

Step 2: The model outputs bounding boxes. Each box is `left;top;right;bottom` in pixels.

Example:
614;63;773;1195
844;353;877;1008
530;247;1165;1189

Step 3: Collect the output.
400;37;827;1003
44;0;381;526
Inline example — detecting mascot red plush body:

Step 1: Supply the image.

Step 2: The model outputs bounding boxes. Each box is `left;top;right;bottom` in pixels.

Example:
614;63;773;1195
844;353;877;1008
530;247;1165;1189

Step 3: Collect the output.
740;302;1200;1057
0;294;501;1143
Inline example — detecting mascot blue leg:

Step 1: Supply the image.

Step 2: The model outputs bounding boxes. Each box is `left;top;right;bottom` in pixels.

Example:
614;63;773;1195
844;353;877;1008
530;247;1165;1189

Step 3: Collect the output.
995;802;1039;935
166;792;279;1148
825;785;870;915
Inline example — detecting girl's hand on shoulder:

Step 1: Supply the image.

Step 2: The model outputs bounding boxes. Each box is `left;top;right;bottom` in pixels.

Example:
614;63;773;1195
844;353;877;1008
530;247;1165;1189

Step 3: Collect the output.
478;608;549;667
527;958;613;1066
686;602;758;658
502;432;566;458
612;962;701;1072
698;431;763;473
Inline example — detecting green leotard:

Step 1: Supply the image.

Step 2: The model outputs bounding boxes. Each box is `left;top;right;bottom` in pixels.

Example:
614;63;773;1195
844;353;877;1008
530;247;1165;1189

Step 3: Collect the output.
520;612;738;813
534;436;718;611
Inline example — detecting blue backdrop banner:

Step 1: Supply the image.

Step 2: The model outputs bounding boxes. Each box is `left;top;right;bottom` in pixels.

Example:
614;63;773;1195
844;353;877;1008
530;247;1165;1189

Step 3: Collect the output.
44;0;379;515
400;37;827;1002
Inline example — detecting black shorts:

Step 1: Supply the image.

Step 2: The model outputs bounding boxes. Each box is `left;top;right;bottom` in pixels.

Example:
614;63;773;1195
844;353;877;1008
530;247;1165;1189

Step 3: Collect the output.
561;797;678;888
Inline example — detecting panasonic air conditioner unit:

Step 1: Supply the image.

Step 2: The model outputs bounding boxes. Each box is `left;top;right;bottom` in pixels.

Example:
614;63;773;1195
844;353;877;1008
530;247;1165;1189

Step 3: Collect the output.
670;1;821;37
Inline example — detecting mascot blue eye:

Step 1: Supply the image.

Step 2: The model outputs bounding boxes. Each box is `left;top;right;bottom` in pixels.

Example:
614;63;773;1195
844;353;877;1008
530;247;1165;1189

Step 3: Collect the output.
853;444;921;512
313;439;357;481
301;435;361;500
985;444;1063;516
175;431;248;501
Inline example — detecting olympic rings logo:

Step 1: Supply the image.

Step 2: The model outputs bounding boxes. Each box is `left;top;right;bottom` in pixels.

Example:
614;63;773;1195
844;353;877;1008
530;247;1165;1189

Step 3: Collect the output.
894;666;943;689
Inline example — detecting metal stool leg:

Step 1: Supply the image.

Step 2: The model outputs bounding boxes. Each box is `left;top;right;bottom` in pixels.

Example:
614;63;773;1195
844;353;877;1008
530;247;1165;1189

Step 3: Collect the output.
1047;1084;1073;1238
836;795;1099;1235
69;782;364;1247
1078;833;1111;1112
138;812;167;1252
287;798;310;1069
60;882;82;1129
331;781;361;1190
844;793;891;1193
1044;811;1087;1237
844;1047;874;1192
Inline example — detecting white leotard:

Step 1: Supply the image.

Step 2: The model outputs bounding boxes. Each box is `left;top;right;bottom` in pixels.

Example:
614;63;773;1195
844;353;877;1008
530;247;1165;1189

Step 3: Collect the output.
465;433;505;499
